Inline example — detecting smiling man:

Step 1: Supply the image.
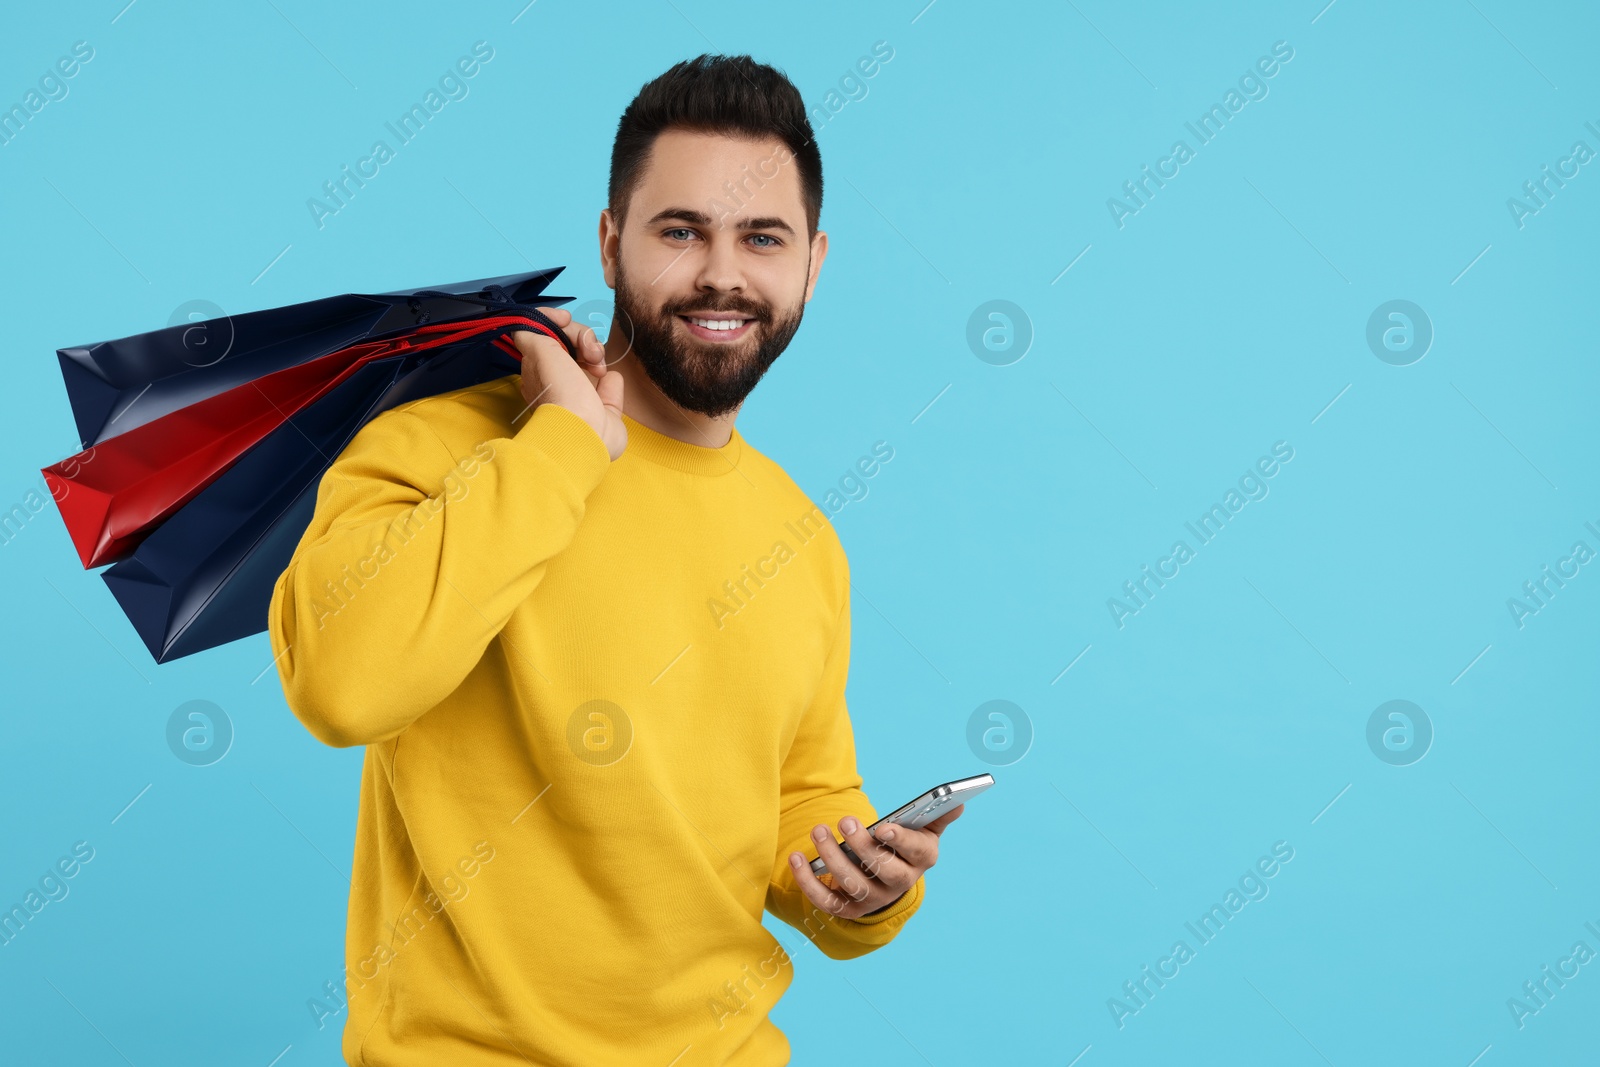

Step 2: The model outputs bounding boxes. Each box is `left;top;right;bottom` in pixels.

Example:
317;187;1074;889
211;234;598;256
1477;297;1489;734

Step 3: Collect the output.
269;54;962;1066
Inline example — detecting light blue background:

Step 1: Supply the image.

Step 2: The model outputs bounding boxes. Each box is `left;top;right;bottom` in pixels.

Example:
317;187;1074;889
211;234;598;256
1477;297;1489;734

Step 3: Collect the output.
2;1;1597;1064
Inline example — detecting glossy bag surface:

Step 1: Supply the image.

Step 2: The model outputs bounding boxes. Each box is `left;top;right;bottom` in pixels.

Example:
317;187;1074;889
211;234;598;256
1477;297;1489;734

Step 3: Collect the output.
98;318;551;664
56;267;565;448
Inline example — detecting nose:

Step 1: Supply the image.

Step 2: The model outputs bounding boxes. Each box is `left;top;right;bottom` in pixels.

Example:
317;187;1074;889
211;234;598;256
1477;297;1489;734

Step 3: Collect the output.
692;227;746;296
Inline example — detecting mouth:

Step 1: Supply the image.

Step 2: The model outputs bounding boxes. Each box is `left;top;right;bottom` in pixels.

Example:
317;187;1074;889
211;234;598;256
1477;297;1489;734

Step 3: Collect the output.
677;314;756;343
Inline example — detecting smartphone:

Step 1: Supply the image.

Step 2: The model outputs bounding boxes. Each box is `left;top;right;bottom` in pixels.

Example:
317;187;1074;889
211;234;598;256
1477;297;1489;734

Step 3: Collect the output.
809;773;994;878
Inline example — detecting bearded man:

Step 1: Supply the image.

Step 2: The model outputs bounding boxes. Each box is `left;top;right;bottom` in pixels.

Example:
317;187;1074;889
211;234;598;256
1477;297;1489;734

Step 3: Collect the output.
269;52;962;1067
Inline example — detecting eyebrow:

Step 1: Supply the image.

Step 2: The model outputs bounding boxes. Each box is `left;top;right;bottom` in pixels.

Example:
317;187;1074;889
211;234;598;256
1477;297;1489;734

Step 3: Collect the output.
644;206;797;238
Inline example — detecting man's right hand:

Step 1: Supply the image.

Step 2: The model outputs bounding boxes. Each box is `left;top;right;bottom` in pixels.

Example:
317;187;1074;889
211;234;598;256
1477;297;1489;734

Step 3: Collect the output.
513;307;627;461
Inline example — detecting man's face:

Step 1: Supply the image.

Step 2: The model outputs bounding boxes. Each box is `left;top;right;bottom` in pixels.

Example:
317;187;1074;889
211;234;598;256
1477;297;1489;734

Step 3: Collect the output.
602;128;826;419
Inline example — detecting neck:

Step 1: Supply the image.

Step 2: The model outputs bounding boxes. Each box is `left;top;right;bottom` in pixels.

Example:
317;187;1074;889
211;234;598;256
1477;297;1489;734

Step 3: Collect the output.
605;331;739;449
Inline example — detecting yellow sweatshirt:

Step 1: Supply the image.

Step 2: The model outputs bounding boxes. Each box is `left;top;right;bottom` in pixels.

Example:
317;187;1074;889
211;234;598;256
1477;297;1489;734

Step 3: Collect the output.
267;374;923;1066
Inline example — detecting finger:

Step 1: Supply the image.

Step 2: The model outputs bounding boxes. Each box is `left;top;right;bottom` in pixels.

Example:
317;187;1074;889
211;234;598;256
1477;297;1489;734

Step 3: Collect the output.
509;326;563;369
870;820;940;870
511;311;601;368
574;329;606;367
543;308;604;366
812;825;902;908
787;850;856;916
838;817;914;889
789;845;900;919
923;803;966;836
810;824;873;904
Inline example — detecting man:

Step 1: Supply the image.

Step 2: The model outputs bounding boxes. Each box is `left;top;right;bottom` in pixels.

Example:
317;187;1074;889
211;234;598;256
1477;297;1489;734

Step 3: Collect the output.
269;53;963;1066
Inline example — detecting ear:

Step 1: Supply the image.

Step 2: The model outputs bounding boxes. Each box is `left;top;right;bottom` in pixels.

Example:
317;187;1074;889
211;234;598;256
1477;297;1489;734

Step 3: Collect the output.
599;208;621;289
803;229;828;303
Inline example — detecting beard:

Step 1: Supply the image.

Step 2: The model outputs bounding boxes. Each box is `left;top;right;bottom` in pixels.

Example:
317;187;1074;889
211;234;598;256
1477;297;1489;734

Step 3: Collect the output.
611;255;806;419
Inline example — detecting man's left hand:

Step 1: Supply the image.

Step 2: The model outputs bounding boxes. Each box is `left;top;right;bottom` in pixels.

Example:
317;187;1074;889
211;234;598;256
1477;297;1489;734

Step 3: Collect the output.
788;804;965;919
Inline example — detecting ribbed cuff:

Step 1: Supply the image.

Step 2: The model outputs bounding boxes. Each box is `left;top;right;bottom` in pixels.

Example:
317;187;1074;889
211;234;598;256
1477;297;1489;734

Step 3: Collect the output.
842;874;924;926
510;402;611;496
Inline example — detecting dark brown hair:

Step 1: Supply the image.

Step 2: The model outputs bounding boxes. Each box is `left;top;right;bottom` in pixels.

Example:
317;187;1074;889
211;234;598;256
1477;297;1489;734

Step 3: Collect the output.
609;54;822;239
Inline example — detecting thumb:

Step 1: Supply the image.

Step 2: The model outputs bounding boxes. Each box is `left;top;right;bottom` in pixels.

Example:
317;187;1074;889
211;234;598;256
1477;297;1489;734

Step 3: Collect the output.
595;367;625;418
926;804;965;836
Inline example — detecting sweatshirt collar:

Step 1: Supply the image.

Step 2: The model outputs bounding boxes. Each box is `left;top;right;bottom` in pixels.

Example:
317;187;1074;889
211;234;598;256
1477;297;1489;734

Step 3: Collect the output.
619;410;745;476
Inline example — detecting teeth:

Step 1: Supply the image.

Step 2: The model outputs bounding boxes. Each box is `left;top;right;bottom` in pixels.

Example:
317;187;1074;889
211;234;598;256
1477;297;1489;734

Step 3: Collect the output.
687;317;748;331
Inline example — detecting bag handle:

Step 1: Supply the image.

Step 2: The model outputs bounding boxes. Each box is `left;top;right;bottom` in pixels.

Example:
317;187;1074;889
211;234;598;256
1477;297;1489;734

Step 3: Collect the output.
407;285;579;359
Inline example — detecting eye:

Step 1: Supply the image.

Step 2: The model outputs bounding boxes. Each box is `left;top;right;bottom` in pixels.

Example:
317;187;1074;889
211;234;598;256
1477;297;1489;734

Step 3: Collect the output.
665;227;698;241
748;234;780;248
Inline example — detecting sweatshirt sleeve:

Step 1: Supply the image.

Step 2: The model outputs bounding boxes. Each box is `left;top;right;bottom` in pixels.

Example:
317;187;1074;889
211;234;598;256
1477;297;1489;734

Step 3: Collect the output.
764;566;926;960
267;400;611;748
